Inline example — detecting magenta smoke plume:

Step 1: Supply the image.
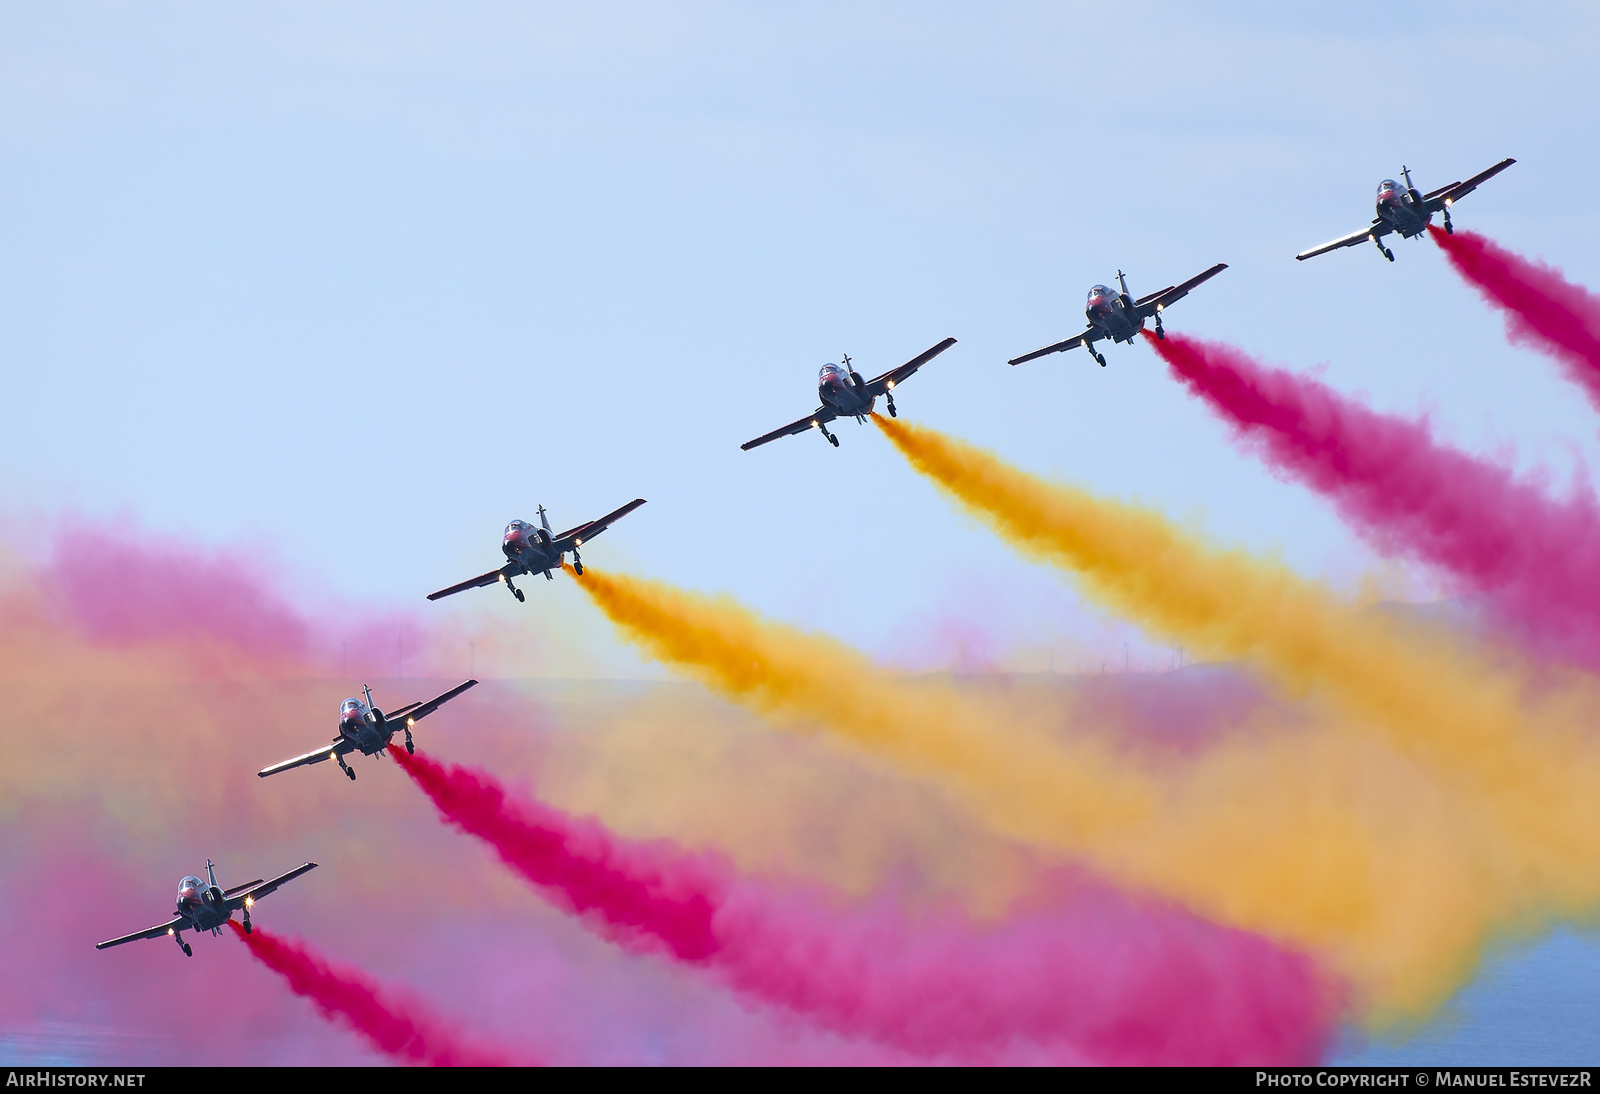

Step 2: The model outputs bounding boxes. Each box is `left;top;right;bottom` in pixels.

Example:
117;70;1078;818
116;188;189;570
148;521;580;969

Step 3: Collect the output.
394;746;1336;1064
1430;225;1600;411
1147;329;1600;669
230;921;523;1066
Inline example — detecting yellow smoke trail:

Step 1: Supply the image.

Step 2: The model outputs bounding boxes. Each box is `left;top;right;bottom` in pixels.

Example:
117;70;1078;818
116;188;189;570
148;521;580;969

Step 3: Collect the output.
874;415;1600;789
570;563;1600;1021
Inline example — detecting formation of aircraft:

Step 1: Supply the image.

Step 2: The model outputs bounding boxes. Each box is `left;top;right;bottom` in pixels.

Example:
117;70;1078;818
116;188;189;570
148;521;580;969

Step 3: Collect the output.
258;680;479;781
95;860;316;957
1007;265;1228;367
427;499;647;602
98;152;1516;965
741;337;957;449
1296;158;1515;262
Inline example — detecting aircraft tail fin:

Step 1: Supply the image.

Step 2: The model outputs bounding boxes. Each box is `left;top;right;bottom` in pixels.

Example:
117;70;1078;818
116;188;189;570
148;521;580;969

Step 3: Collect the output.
538;505;552;535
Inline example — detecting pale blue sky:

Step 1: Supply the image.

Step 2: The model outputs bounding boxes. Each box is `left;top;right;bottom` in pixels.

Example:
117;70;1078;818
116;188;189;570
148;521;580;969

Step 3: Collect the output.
2;1;1597;672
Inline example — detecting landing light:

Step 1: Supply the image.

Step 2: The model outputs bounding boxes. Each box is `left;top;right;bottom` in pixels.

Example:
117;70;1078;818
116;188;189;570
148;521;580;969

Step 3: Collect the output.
810;420;819;428
1155;304;1164;313
575;538;583;547
244;897;253;908
498;574;505;583
1444;197;1454;206
885;380;895;390
407;718;415;726
167;928;174;936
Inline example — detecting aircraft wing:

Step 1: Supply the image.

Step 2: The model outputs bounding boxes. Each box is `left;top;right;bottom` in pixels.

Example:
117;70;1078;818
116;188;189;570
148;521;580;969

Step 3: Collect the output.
1133;262;1228;314
863;337;958;395
426;561;526;602
1008;331;1090;366
392;679;478;725
1295;220;1392;261
223;879;265;898
554;498;648;545
96;917;187;949
1422;157;1515;210
257;739;351;779
223;862;318;912
383;701;423;722
740;407;837;451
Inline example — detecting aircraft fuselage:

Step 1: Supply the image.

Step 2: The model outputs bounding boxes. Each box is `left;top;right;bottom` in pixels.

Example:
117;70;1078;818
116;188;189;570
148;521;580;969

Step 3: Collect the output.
338;698;397;757
1375;178;1433;240
1085;284;1143;345
174;875;231;935
502;521;563;576
817;363;876;421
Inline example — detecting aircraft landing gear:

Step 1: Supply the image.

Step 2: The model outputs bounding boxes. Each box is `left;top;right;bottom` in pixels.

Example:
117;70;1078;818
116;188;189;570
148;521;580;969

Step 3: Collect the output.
242;910;252;935
885;392;898;418
1443;209;1454;235
337;754;356;781
173;932;192;956
1374;235;1395;262
543;569;554;581
1153;315;1166;341
505;575;525;602
404;727;415;755
1092;347;1108;367
572;549;584;576
819;422;839;447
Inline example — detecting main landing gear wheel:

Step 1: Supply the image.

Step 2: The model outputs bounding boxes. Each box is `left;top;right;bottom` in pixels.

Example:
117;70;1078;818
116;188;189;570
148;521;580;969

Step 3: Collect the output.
1384;248;1395;262
405;729;415;755
243;919;252;935
573;560;584;576
514;588;525;602
182;942;192;957
828;434;840;447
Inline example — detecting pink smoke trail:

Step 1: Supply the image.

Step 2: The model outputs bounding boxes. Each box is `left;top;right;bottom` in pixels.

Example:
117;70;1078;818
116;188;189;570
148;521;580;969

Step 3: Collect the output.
229;921;525;1066
1429;225;1600;409
1146;329;1600;668
393;747;1336;1064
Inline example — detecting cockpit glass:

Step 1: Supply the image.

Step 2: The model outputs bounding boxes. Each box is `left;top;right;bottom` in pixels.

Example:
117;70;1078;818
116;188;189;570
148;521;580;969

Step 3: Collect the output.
1378;179;1398;192
1089;285;1110;298
341;698;362;715
818;364;841;378
178;877;204;896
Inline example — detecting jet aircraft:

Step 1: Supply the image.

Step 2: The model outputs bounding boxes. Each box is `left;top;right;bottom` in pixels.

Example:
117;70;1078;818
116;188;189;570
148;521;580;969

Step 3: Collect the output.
1008;265;1227;367
427;499;647;603
1295;158;1515;262
257;680;478;781
95;859;316;957
740;337;957;450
